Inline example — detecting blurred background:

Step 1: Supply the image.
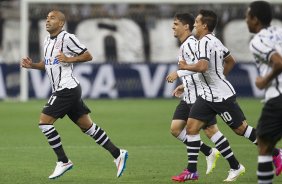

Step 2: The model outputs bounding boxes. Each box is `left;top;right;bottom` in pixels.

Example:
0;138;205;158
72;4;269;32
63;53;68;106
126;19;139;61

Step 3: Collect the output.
0;0;282;100
1;2;282;184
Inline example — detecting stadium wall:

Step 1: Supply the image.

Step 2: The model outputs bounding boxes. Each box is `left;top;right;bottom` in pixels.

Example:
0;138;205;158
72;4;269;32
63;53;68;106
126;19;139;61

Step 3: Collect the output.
0;63;263;99
0;1;281;99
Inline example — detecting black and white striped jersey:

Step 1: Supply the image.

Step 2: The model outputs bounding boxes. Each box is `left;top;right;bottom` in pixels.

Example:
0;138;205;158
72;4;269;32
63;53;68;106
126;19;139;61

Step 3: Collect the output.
249;26;282;102
178;35;202;104
196;33;236;102
43;30;87;92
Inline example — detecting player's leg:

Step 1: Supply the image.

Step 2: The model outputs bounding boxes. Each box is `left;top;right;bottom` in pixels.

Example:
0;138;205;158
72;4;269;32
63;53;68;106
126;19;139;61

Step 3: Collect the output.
257;137;277;184
171;122;213;161
171;119;204;182
233;121;281;177
186;118;204;174
39;113;69;163
174;97;217;181
170;119;186;141
40;91;76;179
204;124;242;176
76;114;120;158
171;101;214;182
233;121;282;173
170;101;212;155
233;121;257;143
202;124;220;174
39;113;73;179
170;100;192;142
221;95;281;176
69;98;128;178
209;96;246;181
171;125;214;181
256;96;282;183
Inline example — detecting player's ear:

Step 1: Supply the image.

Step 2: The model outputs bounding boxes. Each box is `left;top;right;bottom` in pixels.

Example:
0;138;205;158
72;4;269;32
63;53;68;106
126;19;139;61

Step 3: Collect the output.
59;21;65;27
254;16;260;24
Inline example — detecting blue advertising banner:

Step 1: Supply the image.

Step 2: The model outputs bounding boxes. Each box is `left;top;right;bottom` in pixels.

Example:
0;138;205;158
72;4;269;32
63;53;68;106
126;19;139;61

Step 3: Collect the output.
0;63;263;99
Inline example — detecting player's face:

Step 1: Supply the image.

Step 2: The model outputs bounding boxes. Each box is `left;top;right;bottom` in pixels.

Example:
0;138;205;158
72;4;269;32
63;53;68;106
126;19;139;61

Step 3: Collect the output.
193;14;205;39
172;19;187;40
46;11;63;34
245;8;256;33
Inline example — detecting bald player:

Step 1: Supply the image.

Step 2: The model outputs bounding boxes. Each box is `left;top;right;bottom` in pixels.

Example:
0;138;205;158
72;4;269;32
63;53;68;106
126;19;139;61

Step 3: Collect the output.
21;10;128;179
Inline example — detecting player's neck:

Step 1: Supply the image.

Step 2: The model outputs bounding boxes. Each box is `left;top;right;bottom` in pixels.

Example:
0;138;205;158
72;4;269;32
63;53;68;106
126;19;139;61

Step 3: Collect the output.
256;24;270;33
198;30;211;39
180;33;192;43
50;29;63;38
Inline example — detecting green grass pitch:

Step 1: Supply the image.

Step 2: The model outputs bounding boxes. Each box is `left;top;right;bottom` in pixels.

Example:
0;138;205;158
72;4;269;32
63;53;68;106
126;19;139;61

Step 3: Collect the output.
0;98;281;184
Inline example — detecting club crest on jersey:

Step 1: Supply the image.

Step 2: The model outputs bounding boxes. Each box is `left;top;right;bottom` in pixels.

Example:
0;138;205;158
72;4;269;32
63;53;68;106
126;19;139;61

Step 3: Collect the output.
55;41;63;49
45;58;59;65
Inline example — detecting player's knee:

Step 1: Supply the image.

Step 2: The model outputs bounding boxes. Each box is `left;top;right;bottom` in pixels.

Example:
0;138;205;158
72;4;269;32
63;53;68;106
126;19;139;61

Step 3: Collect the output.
232;121;248;136
170;127;181;137
204;125;218;138
233;127;245;136
186;119;202;134
186;125;199;134
257;137;276;155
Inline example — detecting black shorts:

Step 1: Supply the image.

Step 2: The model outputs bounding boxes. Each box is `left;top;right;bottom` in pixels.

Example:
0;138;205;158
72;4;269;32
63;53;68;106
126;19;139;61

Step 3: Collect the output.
189;95;246;129
256;95;282;142
172;100;216;129
42;84;91;123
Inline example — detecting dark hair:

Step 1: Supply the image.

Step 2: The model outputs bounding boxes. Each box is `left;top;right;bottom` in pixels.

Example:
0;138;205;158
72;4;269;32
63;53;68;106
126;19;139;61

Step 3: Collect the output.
198;9;217;32
174;13;195;32
249;1;272;26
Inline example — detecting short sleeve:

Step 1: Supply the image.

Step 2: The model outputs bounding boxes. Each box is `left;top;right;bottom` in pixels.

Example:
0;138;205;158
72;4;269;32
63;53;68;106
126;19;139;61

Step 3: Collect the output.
65;34;87;55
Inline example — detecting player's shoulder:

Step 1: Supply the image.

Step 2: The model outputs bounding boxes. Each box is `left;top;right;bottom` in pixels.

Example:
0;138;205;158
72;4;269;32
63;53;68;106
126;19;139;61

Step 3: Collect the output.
201;33;224;47
183;35;198;44
203;33;216;41
188;35;198;42
58;30;78;41
60;30;72;38
199;33;217;44
253;26;282;41
251;27;272;46
180;35;198;50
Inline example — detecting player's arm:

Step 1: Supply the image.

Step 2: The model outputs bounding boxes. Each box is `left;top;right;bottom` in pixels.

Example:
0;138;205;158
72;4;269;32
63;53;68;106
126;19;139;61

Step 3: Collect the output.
166;70;196;83
179;38;209;73
178;59;208;73
223;54;236;76
56;50;93;63
166;71;178;83
256;52;282;89
21;57;45;70
172;84;185;98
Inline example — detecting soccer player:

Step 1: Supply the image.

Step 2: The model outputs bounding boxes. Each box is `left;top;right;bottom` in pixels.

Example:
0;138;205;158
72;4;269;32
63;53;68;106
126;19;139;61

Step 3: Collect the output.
245;1;282;183
166;13;242;182
20;10;128;179
178;9;282;182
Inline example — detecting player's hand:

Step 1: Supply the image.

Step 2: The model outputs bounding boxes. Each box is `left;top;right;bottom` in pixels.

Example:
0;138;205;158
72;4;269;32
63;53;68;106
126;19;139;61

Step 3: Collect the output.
21;57;33;69
56;51;69;63
255;76;269;89
166;71;178;83
172;85;184;98
178;60;188;70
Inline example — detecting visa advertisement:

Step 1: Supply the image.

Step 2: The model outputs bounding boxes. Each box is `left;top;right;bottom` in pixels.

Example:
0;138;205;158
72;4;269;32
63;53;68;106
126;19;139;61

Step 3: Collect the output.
0;63;263;99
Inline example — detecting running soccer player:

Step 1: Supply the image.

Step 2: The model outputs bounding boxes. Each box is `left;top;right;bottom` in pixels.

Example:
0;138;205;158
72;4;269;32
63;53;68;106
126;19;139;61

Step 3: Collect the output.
178;9;282;182
21;10;128;179
246;1;282;183
166;13;242;182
